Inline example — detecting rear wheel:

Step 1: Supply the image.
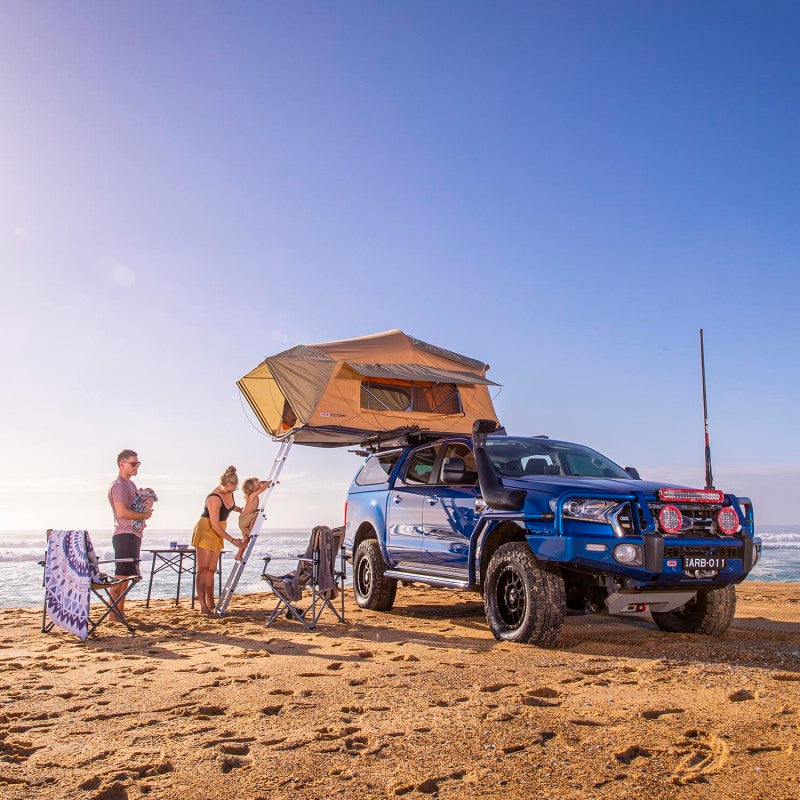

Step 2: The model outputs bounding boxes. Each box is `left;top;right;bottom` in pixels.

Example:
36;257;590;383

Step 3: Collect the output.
651;584;736;635
353;539;397;611
484;542;566;647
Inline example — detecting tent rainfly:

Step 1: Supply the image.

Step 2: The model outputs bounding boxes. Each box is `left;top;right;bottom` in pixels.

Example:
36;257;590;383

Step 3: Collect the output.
237;329;500;446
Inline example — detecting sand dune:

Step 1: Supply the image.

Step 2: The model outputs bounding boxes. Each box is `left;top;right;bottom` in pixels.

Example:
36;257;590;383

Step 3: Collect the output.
1;582;799;799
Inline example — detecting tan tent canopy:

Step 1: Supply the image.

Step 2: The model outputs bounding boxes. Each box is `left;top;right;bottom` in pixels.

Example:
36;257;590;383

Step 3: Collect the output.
238;329;500;446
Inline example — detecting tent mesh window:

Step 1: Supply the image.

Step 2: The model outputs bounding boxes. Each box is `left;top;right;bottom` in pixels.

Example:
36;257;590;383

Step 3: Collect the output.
360;379;462;415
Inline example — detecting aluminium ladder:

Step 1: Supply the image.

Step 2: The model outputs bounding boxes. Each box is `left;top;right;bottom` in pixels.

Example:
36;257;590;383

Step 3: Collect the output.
214;436;294;616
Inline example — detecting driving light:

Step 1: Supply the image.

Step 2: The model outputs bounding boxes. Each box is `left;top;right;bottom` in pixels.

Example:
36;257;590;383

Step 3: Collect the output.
613;544;643;565
658;505;683;534
716;507;740;535
658;488;725;504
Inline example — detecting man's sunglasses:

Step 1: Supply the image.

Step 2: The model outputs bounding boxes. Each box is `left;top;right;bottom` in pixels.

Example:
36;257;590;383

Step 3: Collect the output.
125;461;141;467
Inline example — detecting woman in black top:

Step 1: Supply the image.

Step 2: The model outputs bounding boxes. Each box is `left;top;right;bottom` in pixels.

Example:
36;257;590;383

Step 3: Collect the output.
191;465;244;615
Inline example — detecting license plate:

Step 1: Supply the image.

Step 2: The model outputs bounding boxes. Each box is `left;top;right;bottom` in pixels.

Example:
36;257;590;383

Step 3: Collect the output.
684;556;726;570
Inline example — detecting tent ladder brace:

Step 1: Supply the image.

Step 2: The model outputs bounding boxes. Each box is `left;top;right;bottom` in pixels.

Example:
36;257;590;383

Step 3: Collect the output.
215;435;294;616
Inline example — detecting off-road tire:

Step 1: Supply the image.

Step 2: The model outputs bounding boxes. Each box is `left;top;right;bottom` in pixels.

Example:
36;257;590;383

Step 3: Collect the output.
353;538;397;611
651;584;736;635
483;542;566;647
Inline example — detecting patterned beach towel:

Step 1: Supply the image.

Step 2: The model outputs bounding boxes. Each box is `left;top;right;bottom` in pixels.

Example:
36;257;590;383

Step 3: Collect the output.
132;489;158;532
44;530;96;640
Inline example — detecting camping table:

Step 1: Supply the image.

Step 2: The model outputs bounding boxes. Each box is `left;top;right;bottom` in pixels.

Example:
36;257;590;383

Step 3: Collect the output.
144;548;225;608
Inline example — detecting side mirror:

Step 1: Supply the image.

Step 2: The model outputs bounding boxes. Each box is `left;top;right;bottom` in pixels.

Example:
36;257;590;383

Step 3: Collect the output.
625;466;641;480
442;457;467;484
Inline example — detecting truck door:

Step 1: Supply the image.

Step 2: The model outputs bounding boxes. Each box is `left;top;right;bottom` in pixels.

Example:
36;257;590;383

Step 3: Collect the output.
422;442;478;576
385;445;438;569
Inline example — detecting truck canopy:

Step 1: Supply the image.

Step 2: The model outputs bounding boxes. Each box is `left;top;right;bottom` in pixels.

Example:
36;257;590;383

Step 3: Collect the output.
237;329;500;446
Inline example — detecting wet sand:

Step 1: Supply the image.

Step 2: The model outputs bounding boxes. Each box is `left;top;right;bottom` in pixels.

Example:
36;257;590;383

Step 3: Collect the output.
1;581;799;799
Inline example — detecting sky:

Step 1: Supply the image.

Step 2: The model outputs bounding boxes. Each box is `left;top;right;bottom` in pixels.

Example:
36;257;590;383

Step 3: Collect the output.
1;1;799;532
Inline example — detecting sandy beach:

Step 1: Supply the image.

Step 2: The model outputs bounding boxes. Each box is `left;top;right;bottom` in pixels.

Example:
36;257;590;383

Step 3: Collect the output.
2;582;799;800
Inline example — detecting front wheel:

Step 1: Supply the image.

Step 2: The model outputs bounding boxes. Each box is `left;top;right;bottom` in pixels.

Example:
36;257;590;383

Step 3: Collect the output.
484;542;566;647
353;539;397;611
651;584;736;635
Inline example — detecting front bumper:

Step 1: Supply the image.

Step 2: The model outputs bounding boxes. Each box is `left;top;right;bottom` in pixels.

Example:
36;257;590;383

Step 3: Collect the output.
524;531;761;586
521;489;760;587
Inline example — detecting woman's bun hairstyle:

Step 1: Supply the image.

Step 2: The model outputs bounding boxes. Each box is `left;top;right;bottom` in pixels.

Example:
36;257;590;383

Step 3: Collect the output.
220;465;239;485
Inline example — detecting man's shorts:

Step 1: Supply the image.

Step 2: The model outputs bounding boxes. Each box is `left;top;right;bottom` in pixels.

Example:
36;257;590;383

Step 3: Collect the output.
112;533;142;577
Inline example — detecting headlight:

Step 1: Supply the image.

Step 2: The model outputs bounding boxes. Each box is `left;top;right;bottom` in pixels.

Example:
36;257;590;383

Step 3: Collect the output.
559;498;620;522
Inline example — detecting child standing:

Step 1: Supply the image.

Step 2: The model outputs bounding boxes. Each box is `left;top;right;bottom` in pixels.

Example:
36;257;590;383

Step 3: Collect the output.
236;477;271;560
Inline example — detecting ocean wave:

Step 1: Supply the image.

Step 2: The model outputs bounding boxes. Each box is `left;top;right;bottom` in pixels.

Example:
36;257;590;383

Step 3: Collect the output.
0;542;311;563
761;543;800;550
0;553;45;563
759;532;800;548
0;539;46;549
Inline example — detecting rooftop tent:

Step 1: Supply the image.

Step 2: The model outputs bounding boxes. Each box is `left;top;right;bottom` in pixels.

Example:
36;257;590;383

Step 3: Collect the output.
237;329;500;446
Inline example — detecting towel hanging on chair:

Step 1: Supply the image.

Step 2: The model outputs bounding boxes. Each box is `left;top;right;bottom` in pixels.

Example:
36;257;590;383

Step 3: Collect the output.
44;530;94;640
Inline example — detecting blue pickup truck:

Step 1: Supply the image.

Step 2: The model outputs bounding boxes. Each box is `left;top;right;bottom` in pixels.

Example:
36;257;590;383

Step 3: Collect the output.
344;421;760;647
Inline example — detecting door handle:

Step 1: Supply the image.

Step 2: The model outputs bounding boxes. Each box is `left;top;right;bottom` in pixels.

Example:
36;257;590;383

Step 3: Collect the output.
427;496;439;505
393;495;402;504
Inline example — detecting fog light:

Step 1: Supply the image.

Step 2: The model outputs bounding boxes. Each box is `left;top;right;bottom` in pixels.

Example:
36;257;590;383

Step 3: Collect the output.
716;507;740;535
613;544;643;565
658;505;683;534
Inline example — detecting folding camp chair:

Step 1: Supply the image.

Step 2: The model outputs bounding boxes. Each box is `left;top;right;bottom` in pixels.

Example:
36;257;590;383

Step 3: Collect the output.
261;525;346;630
40;530;141;639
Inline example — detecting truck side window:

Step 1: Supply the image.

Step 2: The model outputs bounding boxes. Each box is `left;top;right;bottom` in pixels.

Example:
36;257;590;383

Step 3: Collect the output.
403;447;438;485
437;443;478;485
355;452;401;486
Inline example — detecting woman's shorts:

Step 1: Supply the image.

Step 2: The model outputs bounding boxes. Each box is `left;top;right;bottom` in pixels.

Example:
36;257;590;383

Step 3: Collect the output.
112;533;142;577
192;517;226;552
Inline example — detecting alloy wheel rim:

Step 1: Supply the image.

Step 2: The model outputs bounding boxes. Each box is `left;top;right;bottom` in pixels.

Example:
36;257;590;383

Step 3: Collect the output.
496;565;526;628
357;558;372;596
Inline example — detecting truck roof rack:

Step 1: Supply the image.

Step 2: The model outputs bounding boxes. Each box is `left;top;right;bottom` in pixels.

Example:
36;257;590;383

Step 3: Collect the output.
358;426;508;453
358;426;463;453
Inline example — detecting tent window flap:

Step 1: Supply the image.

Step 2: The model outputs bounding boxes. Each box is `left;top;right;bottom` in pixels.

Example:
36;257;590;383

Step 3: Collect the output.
360;379;462;415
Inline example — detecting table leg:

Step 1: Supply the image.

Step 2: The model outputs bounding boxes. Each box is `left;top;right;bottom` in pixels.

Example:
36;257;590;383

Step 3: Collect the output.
191;553;196;609
146;551;157;608
176;553;183;606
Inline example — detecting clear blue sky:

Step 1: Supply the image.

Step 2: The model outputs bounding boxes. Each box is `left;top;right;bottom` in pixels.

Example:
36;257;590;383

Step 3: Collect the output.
1;1;798;530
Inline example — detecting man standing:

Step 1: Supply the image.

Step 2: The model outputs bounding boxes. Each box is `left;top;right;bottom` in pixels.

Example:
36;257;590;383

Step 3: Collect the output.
108;449;152;623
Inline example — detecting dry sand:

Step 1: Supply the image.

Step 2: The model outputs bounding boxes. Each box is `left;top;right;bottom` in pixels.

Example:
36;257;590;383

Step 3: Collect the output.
1;581;799;800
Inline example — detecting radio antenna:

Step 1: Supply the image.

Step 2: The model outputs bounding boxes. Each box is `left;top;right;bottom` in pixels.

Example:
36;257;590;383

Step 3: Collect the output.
700;328;714;489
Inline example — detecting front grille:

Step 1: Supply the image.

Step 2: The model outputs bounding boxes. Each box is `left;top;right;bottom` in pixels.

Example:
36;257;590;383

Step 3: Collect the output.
664;545;742;559
649;503;717;536
613;504;636;534
614;502;732;539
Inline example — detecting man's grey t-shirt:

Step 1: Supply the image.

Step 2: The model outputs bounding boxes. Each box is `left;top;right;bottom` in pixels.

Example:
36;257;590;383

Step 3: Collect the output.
108;477;141;538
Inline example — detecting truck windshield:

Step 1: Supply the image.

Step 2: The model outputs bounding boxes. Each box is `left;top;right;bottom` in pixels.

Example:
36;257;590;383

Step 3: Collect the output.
485;437;631;479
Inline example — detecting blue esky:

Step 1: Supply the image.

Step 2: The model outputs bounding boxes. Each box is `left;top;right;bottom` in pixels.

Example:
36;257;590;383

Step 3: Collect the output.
1;1;798;531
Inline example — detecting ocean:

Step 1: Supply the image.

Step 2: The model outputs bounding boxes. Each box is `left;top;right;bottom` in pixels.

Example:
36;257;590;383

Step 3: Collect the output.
0;528;317;610
2;526;798;610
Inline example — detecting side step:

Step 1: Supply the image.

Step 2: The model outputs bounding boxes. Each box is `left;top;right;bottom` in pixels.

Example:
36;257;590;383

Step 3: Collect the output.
384;569;470;590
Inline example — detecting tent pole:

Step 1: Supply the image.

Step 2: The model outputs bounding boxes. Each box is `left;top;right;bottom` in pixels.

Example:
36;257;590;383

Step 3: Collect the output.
214;435;295;616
